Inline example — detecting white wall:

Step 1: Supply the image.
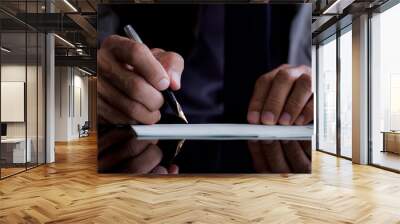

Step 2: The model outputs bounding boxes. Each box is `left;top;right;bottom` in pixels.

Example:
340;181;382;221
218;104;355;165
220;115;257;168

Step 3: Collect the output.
54;67;89;141
72;73;89;138
55;66;70;141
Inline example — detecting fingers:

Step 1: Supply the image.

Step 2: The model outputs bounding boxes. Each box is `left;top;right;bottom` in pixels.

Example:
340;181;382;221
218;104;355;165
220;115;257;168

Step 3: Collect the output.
98;47;164;111
299;140;312;159
98;76;161;124
247;65;313;125
151;164;179;174
294;95;314;125
248;140;311;173
168;164;179;174
98;36;185;124
98;96;132;125
98;139;154;172
101;35;170;90
247;64;290;124
97;127;133;155
100;71;164;112
151;48;184;91
122;144;163;174
279;73;312;125
151;165;168;174
261;141;291;173
150;48;165;56
247;141;269;172
261;66;309;125
282;141;311;173
247;72;275;124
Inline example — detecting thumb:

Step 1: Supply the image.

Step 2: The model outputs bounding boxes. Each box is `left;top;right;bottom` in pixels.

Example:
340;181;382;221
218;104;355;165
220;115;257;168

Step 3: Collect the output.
151;48;184;91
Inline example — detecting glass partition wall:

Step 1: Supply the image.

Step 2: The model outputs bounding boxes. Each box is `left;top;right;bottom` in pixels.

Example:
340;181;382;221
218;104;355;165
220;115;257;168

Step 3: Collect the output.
316;26;353;159
370;2;400;171
0;1;46;179
316;0;400;171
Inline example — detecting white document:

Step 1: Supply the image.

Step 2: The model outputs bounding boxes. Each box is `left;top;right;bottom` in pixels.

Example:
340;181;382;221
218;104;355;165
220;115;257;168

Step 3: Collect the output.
132;124;313;140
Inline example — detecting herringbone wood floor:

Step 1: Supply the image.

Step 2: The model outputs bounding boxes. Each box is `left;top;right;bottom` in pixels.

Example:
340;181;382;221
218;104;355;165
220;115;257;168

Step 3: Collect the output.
1;135;400;223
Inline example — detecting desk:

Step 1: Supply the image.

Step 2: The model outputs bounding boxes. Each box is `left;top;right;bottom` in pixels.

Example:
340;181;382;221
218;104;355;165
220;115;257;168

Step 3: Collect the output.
1;138;31;164
382;131;400;154
98;126;312;174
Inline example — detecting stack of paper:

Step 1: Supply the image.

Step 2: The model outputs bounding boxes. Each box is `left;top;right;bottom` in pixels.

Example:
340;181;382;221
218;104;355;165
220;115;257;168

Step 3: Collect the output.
132;124;313;140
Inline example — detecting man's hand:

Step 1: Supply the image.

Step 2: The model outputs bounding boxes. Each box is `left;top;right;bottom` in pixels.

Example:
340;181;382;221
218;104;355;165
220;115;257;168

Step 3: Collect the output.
247;140;311;173
247;65;313;125
98;127;179;174
98;35;184;124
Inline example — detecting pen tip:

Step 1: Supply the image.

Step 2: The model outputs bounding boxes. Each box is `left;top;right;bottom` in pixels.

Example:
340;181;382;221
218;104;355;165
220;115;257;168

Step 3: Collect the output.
180;112;188;124
175;100;188;124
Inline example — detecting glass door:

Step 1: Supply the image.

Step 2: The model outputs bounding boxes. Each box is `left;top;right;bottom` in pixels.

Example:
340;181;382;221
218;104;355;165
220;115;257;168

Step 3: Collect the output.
0;0;46;179
1;30;28;177
370;2;400;171
317;35;337;154
339;27;352;158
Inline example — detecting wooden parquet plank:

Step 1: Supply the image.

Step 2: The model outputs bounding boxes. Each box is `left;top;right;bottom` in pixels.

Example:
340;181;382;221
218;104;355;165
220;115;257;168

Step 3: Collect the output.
0;135;400;223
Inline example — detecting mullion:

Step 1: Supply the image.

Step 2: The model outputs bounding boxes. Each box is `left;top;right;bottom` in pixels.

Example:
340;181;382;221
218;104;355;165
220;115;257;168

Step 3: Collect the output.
25;0;28;171
36;0;39;168
316;44;320;151
336;28;341;157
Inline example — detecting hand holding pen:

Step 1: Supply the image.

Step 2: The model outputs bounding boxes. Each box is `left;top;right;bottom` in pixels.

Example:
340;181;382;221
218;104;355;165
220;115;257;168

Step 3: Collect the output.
97;24;187;124
124;25;188;124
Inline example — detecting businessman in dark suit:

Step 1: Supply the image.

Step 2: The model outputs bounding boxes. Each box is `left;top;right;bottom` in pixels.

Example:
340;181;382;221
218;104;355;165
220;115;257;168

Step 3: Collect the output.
97;4;312;174
97;4;313;125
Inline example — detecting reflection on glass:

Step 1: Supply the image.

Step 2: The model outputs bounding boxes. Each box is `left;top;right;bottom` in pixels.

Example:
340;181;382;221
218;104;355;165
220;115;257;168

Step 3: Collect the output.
98;126;311;174
340;29;352;158
318;37;337;154
371;4;400;171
